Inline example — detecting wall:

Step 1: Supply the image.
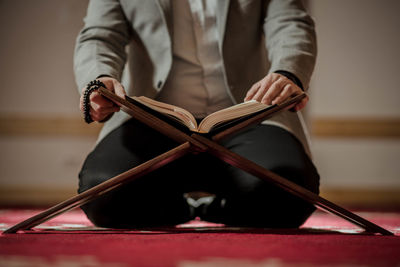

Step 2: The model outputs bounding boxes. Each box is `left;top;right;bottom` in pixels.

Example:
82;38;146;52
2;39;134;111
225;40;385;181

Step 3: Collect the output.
308;0;400;195
0;0;399;206
0;0;94;204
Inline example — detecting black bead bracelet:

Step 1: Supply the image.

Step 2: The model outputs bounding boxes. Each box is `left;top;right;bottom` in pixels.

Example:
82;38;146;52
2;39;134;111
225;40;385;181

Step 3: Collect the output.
83;80;106;124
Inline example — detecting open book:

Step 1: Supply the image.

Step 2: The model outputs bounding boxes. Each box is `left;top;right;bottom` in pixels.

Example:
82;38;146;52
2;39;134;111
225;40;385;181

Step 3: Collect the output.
128;95;271;133
98;87;306;134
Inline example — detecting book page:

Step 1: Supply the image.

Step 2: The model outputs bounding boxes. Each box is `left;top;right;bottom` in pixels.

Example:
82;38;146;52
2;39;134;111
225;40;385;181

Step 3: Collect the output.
198;100;271;133
131;96;198;131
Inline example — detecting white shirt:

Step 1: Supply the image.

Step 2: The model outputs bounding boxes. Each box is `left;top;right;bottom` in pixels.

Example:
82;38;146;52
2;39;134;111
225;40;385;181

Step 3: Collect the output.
156;0;233;118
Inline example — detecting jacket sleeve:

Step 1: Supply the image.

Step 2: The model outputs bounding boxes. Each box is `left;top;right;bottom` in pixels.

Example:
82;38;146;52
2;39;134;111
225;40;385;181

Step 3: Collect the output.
264;0;317;90
74;0;130;92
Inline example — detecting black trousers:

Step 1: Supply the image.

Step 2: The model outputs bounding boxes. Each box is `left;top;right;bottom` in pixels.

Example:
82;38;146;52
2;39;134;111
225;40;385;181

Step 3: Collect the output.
78;118;320;228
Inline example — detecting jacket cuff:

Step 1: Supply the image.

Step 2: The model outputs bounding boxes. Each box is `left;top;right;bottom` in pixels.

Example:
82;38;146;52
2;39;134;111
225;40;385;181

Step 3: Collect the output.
274;70;304;91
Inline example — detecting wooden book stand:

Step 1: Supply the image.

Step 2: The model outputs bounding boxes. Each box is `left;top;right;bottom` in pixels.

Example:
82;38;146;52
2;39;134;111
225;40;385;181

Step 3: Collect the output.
3;88;393;235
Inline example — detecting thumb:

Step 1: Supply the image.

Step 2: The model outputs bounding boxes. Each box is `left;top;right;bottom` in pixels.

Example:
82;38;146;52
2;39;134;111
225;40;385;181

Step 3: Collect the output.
293;96;309;111
113;80;126;98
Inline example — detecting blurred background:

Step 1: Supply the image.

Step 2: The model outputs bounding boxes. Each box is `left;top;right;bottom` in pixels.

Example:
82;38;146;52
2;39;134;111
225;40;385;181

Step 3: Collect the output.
0;0;399;208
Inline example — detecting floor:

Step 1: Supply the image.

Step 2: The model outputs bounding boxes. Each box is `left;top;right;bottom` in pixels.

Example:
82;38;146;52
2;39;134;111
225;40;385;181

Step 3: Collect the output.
0;208;399;267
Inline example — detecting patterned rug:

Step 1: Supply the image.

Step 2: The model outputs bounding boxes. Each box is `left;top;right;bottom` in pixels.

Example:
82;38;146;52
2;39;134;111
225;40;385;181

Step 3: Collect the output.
0;209;399;266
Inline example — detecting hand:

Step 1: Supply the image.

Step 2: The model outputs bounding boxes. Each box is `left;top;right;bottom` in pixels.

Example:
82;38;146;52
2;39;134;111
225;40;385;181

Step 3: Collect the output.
244;73;308;111
79;77;126;122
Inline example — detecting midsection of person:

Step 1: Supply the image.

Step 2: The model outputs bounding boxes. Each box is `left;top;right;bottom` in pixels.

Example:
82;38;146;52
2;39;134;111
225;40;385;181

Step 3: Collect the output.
156;0;233;118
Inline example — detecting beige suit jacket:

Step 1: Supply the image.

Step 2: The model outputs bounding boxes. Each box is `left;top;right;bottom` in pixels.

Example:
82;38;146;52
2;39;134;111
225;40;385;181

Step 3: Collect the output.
74;0;317;154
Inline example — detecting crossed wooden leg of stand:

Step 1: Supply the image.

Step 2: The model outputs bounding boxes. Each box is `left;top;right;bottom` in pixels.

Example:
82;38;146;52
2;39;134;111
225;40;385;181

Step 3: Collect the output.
4;132;393;235
3;90;393;235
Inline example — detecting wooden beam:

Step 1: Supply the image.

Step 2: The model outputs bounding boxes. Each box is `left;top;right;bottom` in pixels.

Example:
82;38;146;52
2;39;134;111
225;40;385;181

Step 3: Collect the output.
1;115;400;138
312;118;400;138
0;115;101;137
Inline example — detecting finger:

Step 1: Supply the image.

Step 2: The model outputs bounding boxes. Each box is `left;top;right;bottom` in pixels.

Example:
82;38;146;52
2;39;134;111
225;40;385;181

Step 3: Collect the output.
271;83;295;105
244;82;260;101
246;73;282;102
260;78;285;104
253;73;285;103
89;108;119;122
253;74;279;102
91;102;120;115
90;91;115;108
113;80;126;98
252;80;270;102
252;75;278;102
89;107;109;122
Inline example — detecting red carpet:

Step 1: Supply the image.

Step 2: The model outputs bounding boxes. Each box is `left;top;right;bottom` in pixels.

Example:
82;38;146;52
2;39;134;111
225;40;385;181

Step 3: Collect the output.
0;209;399;266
